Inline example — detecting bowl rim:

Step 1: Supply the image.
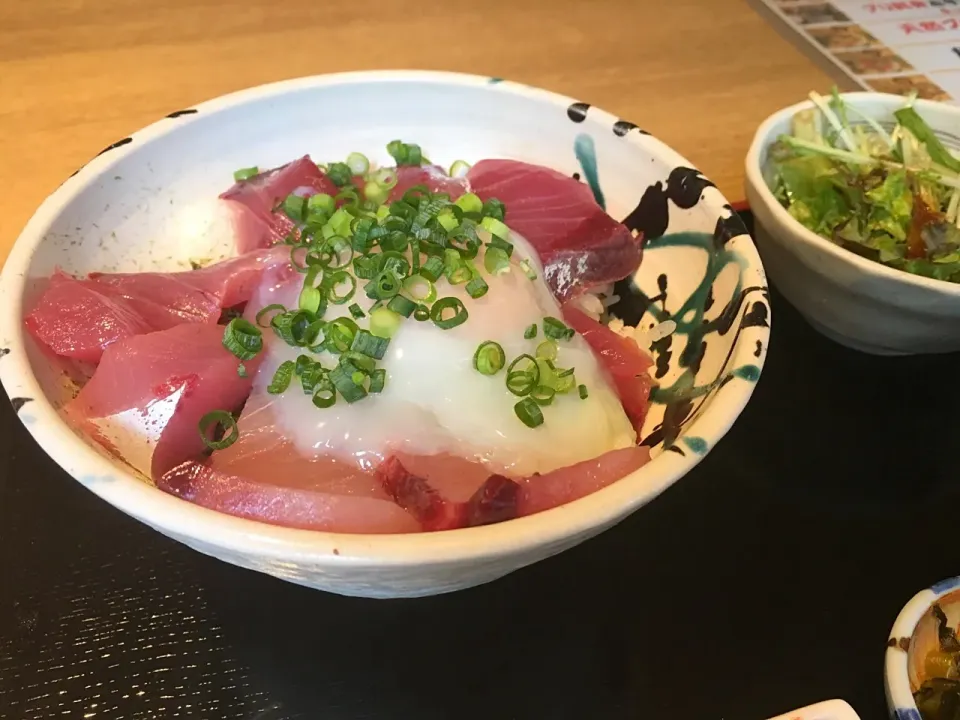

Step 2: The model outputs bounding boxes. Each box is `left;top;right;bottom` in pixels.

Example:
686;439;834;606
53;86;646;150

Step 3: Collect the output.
885;576;960;717
745;90;960;299
0;69;769;567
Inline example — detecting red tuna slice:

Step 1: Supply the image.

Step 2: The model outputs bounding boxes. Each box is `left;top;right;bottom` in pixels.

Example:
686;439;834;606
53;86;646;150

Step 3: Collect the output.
26;248;292;364
388;165;468;201
91;245;293;312
170;245;293;308
25;273;157;363
65;323;259;480
467;159;641;300
516;445;651;517
158;459;420;534
375;455;520;531
165;391;420;534
562;304;654;433
220;155;338;252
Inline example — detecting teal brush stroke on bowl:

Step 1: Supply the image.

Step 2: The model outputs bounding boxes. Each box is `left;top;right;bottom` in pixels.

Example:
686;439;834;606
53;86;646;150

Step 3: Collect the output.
682;436;708;455
640;231;763;449
573;133;605;210
488;77;504;84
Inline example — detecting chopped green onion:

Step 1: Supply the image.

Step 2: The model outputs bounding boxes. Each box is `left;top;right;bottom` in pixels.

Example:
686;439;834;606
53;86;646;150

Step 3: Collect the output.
299;286;322;314
401;274;437;303
454;192;482;214
322;236;354;269
326;162;353;187
578;384;589;399
348;303;366;319
327;270;357;305
303;318;326;347
444;249;471;285
481;216;510;239
431;297;468;329
295;353;314;376
482;198;506;221
520;259;537;280
351;329;390;359
364;181;388;205
329;361;368;403
369;368;386;394
378;251;410;277
387;294;417;317
436;212;459;231
311;377;337;408
552;366;577;394
322;317;358;353
413;304;430;321
387;140;422;167
255;303;286;328
473;341;505;376
366;269;402;300
370;306;403;338
324;207;354;239
465;275;488;299
233;166;259;182
222;318;263;360
281;194;307;223
523;324;538;340
487;235;514;257
374;168;398;189
199;410;240;450
543;317;574;341
530;385;556;406
346;152;369;175
420;256;445;282
449;160;471;178
268;360;296;394
536;340;558;360
308;193;335;217
514;398;544;428
484;247;510;275
299;361;327;395
353;255;379;279
237;363;247;378
506;354;539;396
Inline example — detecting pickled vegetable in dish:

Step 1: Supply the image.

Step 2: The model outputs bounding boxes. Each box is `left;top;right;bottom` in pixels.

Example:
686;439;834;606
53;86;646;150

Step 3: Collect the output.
765;88;960;283
26;140;658;534
912;603;960;720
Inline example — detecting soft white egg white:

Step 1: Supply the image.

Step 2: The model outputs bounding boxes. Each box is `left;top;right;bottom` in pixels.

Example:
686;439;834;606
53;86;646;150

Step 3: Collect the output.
247;231;636;478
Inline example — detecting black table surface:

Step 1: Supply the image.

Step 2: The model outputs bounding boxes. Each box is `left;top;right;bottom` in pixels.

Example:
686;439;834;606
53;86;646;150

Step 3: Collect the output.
2;213;959;720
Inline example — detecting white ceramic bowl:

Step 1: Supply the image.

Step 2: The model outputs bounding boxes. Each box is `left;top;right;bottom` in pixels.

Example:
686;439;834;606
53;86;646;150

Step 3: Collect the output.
885;576;960;720
745;92;960;356
0;71;769;598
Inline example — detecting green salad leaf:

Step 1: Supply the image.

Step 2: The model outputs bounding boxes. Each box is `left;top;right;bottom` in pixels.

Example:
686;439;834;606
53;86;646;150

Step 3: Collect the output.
766;88;960;283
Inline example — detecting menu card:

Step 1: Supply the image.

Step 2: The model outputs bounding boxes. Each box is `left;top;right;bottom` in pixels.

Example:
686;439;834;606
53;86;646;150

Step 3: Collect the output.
753;0;960;102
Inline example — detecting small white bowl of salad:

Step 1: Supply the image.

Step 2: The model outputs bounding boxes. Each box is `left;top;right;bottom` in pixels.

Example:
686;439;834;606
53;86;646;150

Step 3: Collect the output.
746;90;960;355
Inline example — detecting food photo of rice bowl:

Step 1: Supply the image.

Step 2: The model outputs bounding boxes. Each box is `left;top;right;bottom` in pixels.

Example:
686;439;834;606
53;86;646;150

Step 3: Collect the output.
0;71;769;597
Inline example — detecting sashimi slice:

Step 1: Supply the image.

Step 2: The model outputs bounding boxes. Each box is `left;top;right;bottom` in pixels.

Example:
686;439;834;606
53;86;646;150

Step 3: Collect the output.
516;445;651;516
167;383;421;533
374;446;650;529
220;156;338;252
171;245;294;308
562;304;654;433
388;165;468;201
374;455;518;531
65;323;259;479
467;159;642;300
25;273;158;363
158;460;420;534
25;247;292;363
